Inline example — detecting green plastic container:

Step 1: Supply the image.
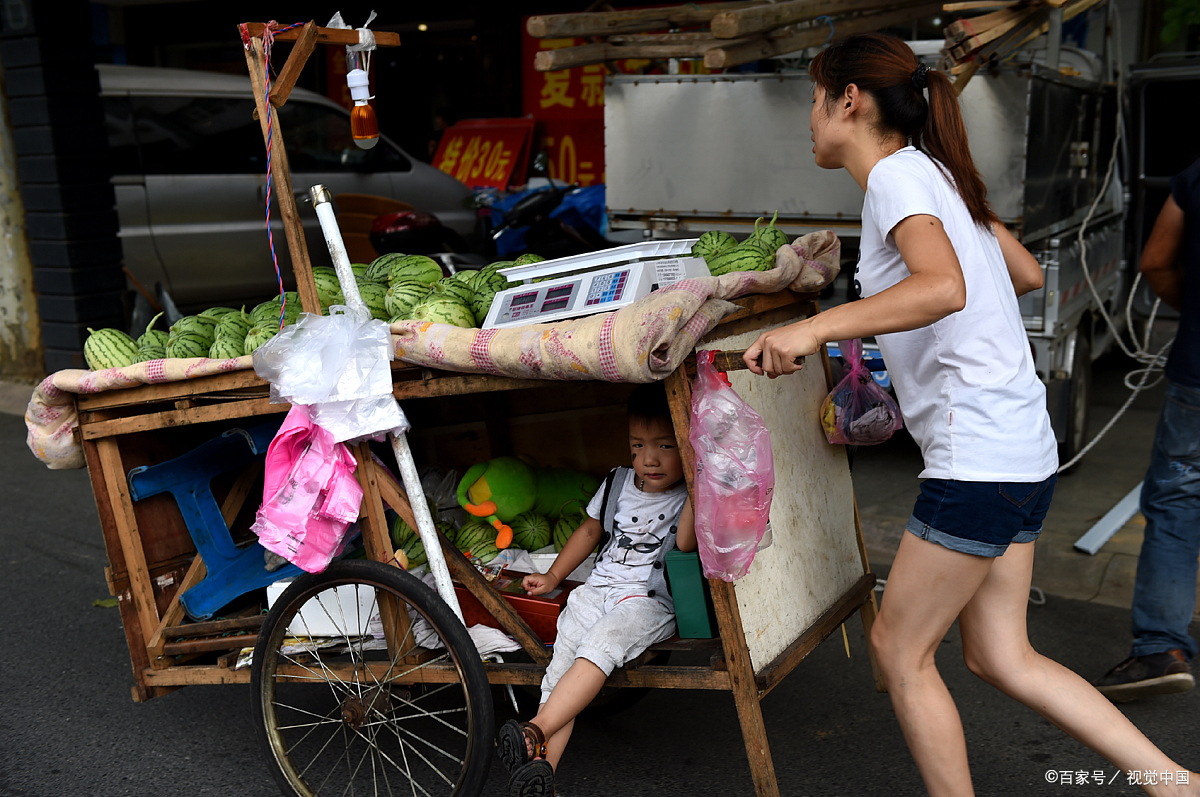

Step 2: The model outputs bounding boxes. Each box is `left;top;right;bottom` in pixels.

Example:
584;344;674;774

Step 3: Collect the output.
665;549;719;638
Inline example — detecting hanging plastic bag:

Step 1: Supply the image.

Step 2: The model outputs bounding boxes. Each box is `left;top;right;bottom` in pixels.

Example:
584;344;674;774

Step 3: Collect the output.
820;339;903;446
251;405;364;573
688;350;775;581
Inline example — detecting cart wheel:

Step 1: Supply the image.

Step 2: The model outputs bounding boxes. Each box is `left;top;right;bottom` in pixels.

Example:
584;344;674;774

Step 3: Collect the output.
251;560;494;797
1060;333;1092;474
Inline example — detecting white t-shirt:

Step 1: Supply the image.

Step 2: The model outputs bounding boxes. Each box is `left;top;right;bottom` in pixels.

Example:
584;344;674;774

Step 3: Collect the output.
857;147;1057;481
583;470;687;590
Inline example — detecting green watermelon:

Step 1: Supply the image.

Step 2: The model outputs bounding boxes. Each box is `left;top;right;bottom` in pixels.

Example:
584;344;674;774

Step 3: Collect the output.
756;211;788;255
366;253;406;283
312;268;344;308
84;328;139;370
244;325;278;354
514;253;546;266
390;513;417;548
553;514;584;553
400;536;428;568
510;511;551;551
484;260;513;272
136;311;169;350
165;332;209;359
350;262;370;280
199;306;239;319
215;309;252;343
470;541;500;564
409;294;476;328
138;343;166;362
707;239;774;276
208;337;245;359
692;230;738;263
357;281;390;320
388;255;442;286
430;277;475;306
384;278;432;320
169;315;218;349
455;521;496;556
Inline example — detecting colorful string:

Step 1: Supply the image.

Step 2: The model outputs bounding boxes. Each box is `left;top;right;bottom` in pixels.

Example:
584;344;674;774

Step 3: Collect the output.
260;21;302;330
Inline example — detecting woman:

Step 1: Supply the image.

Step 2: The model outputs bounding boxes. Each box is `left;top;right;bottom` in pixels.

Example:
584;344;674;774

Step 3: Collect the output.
743;34;1198;797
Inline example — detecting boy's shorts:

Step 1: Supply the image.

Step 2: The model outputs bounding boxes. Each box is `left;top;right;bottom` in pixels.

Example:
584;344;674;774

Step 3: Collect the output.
540;582;675;703
905;474;1057;558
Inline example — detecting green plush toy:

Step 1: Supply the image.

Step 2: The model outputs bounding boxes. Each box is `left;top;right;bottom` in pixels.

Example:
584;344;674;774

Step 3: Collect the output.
457;457;600;549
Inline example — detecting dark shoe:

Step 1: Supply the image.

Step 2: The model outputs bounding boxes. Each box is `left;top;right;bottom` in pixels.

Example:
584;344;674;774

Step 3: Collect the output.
508;759;554;797
498;719;548;774
1094;649;1195;702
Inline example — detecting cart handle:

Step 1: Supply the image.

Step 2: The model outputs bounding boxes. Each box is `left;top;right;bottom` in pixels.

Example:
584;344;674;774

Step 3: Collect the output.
684;349;804;378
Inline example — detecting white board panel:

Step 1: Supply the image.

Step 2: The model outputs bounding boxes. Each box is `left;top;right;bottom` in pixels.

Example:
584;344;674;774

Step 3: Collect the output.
699;316;863;675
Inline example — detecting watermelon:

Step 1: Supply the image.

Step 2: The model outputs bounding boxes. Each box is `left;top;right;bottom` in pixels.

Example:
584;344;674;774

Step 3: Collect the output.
692;230;738;263
455;521;496;556
384;278;432;320
208;337;245;359
707;240;773;276
199;306;239;319
165;332;209;359
510;511;551;551
409;294;476;328
430;277;475;306
553;514;584;553
400;536;427;568
138;344;166;362
452;269;479;283
136;311;169;350
84;328;139;370
469;541;500;564
484;260;513;272
312;268;344;308
244;325;278;354
215;310;252;344
365;253;404;283
513;253;546;266
251;294;300;328
357;281;390;320
756;211;788;255
350;262;370;280
170;315;218;348
390;513;417;548
388;255;442;286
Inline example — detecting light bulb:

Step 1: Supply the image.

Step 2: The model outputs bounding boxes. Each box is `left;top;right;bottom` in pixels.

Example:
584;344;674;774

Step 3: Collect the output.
346;66;379;150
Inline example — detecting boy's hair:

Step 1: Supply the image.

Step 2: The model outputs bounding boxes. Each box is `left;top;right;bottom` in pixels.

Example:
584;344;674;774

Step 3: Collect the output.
627;382;673;427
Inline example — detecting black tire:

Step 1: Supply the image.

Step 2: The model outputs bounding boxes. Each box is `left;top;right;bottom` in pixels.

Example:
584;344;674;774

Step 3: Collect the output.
251;560;494;797
1060;333;1092;474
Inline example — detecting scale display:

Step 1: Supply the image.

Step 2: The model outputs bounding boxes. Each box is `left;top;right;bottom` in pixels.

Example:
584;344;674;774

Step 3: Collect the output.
484;263;651;328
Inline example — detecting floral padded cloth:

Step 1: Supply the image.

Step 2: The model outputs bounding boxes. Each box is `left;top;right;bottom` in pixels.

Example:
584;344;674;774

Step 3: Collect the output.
25;231;840;470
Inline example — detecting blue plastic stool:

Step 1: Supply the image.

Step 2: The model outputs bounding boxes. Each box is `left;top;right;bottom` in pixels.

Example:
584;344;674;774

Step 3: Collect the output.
126;419;304;621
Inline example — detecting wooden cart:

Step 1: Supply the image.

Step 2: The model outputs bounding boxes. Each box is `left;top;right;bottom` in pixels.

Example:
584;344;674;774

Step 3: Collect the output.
73;21;882;797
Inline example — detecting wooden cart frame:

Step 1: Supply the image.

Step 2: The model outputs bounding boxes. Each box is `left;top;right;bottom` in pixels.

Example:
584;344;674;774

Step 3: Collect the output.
77;21;882;797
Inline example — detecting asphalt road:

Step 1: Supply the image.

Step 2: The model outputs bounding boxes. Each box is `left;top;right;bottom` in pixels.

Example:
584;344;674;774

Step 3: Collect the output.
1;360;1197;797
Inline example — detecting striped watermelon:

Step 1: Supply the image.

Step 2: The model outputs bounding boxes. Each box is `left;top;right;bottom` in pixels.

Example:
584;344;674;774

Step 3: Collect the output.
136;311;169;350
165;332;209;359
244;325;278;354
409;294;475;328
357;281;390;320
455;521;496;556
350;262;370;280
756;211;788;255
553;513;585;553
400;536;428;568
385;278;432;320
469;541;500;564
365;253;404;283
692;230;737;263
199;306;239;319
138;343;166;362
514;253;546;266
431;277;475;306
84;328;139;370
208;337;245;359
510;511;551;551
707;241;773;276
312;268;344;308
170;315;218;344
388;255;442;286
215;310;252;343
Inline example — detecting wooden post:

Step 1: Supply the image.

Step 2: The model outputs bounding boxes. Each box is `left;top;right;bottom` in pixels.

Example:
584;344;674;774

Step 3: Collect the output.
268;21;318;108
526;2;759;38
243;36;321;314
664;364;781;797
352;442;409;656
711;0;926;38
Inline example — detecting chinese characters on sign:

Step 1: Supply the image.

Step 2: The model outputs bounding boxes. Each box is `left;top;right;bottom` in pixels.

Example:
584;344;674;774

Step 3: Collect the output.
432;120;534;190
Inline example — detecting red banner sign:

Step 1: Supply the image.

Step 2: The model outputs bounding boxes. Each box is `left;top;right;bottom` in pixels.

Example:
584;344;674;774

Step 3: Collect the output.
432;119;535;190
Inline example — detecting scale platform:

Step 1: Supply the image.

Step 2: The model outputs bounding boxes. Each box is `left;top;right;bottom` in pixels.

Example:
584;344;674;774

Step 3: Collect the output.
481;239;709;329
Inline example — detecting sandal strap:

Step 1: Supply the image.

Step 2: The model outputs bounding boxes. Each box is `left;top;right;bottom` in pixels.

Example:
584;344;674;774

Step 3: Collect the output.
521;722;548;759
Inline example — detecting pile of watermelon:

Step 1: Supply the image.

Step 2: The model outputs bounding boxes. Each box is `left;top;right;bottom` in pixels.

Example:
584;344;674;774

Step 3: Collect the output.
692;211;788;276
379;251;544;329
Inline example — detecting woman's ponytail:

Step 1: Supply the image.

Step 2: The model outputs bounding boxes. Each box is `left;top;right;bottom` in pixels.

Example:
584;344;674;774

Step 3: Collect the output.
918;68;998;228
810;33;999;228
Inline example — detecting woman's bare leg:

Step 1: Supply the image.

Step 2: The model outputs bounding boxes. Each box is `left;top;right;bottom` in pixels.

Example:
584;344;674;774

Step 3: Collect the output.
958;541;1199;797
871;531;996;797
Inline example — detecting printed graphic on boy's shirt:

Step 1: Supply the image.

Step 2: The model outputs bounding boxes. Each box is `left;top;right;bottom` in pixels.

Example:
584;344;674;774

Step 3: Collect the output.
611;522;666;566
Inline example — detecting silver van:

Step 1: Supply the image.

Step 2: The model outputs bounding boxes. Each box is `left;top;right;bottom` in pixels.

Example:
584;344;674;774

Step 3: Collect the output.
100;64;474;309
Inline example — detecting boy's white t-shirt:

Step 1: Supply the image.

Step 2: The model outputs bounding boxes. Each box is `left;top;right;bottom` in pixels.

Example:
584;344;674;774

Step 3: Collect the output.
583;470;687;590
857;147;1057;481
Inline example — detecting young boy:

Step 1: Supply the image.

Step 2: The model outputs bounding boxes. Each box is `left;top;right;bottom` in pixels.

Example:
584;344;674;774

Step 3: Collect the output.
496;383;696;796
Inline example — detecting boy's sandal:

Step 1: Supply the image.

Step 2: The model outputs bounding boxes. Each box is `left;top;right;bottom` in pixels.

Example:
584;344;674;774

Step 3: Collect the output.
508;759;554;797
497;719;548;773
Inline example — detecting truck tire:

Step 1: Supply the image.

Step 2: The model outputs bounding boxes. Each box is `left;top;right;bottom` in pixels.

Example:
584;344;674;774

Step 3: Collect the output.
1060;333;1092;473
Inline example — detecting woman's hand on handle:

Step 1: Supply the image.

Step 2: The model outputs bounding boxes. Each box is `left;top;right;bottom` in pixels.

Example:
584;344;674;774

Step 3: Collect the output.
744;319;822;378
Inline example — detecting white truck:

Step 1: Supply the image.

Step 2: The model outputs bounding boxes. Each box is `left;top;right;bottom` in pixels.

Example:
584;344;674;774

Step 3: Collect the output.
602;47;1126;462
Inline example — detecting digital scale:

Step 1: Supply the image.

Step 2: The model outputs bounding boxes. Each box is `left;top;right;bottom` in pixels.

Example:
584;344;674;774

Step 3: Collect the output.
481;239;710;329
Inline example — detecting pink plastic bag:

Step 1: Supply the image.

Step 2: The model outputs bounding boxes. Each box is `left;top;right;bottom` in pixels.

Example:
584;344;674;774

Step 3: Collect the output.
688;350;775;581
251;405;364;573
820;339;903;446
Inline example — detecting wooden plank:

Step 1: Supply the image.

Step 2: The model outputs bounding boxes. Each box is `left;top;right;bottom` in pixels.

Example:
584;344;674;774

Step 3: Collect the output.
162;614;264;639
944;0;1019;8
352;442;408;659
526;2;760;38
268;21;318;108
535;37;759;71
241;21;401;47
944;4;1027;41
96;439;161;650
244;37;321;315
949;8;1031;58
79;396;286;440
1006;0;1105;50
705;2;945;69
75;369;268;412
753;573;876;696
712;0;927;38
147;555;206;662
163;634;261;656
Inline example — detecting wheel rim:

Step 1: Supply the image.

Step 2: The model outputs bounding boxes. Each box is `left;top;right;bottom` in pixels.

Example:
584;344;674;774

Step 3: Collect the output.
258;574;479;796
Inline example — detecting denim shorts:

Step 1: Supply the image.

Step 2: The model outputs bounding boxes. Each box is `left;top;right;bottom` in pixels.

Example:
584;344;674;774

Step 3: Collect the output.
905;474;1057;557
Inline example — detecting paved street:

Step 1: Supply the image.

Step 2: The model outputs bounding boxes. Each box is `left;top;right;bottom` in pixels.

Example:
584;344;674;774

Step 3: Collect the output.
1;348;1197;796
